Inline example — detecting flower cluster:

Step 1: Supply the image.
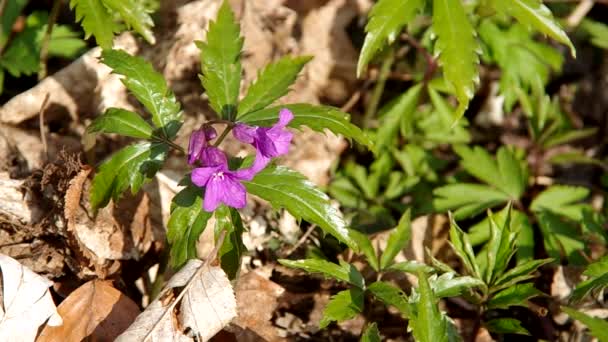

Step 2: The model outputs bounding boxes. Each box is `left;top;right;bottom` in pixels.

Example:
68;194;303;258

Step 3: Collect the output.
188;109;294;212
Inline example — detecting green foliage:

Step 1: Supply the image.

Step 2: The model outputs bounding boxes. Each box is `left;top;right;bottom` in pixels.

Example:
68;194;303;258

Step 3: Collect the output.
484;318;530;335
88;108;154;139
278;258;365;289
244;165;357;249
380;209;412;269
357;0;424;77
197;0;243;120
70;0;155;48
432;0;479;121
561;307;608;341
580;19;608;49
238;104;373;149
237;56;312;116
409;271;448;342
367;281;409;316
570;256;608;303
214;206;245;279
320;288;365;328
360;323;381;342
376;84;422;151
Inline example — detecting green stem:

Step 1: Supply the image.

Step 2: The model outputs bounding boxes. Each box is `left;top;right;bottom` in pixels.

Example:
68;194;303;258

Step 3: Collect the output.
213;124;234;147
38;0;63;81
363;48;394;129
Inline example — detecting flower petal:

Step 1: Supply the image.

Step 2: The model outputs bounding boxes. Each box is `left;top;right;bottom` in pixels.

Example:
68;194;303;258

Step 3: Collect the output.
265;128;292;156
187;130;206;165
191;166;218;187
203;177;222;212
232;123;256;144
203;125;217;141
219;175;247;209
234;150;270;180
277;108;294;128
200;146;227;167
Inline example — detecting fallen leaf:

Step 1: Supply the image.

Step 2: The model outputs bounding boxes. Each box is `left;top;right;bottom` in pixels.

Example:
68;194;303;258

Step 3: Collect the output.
38;280;139;341
117;261;237;341
0;254;62;341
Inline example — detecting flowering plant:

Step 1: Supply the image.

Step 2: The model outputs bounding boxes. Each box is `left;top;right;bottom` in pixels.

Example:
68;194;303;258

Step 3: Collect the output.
86;1;371;276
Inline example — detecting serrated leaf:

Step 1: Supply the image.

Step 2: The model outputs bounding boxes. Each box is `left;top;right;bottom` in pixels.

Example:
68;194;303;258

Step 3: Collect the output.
0;0;28;49
88;108;154;139
433;184;510;219
376;84;422;150
101;49;181;139
350;230;379;272
167;185;212;267
197;0;242;120
0;12;42;77
367;281;409;316
90;142;168;209
493;0;575;56
102;0;155;44
496;147;527;199
244;165;357;249
485;318;530;335
536;211;586;264
319;288;365;329
278;259;364;289
214;206;245;279
492;258;551;293
409;271;448;342
432;0;479;121
238;104;373;149
237;56;311;116
449;219;481;279
561;307;608;341
380;209;412;269
488;283;542;310
47;25;87;59
431;273;485;298
357;0;424;76
388;261;435;274
570;256;608;303
484;208;517;284
531;185;589;220
70;0;118;49
361;323;381;342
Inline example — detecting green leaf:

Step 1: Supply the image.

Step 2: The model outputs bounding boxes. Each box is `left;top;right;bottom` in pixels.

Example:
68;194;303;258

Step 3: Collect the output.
70;0;118;49
102;0;155;44
361;323;381;342
167;185;212;267
432;0;479;121
580;19;608;49
0;0;28;49
409;271;448;342
0;13;42;77
448;218;481;279
483;208;517;284
196;0;242;120
350;230;379;272
388;261;435;274
90;142;168;209
571;256;608;303
485;318;530;335
367;281;409;316
320;288;365;329
238;104;373;149
536;211;586;264
376;84;422;150
488;283;543;310
101;49;182;138
244;165;357;249
88;108;154;139
531;185;590;220
380;209;412;270
493;0;575;56
430;273;485;299
562;307;608;342
47;25;87;59
237;56;312;116
357;0;424;76
214;206;245;279
278;259;365;289
492;258;552;293
433;183;510;219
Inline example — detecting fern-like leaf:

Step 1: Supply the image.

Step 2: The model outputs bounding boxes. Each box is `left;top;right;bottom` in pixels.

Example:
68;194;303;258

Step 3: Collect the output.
70;0;118;49
103;0;155;44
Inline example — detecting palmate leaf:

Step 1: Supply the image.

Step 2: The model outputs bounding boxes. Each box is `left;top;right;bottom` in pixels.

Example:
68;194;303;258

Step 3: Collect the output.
238;104;373;149
433;183;510;220
70;0;118;49
410;272;448;342
357;0;425;77
278;259;365;289
88;108;154;139
432;0;479;121
101;49;182;139
90;142;168;209
492;258;552;293
237;56;312;117
167;185;212;267
319;288;365;329
492;0;575;56
103;0;155;44
561;307;608;341
197;0;242;120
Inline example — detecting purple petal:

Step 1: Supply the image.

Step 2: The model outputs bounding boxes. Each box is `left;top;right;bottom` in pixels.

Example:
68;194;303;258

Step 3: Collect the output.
232;123;256;144
218;175;247;208
203;126;217;141
277;108;294;128
200;146;227;167
254;128;279;157
191;166;219;187
203;176;222;212
187;130;206;165
265;128;292;156
234;151;270;180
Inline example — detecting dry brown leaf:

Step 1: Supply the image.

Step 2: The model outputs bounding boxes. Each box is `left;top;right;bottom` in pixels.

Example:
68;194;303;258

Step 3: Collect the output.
38;280;139;342
0;253;62;341
117;261;236;342
233;269;286;341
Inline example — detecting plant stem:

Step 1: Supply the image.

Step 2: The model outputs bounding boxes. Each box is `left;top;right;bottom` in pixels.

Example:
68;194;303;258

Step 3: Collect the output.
38;0;63;81
213;125;233;147
363;47;395;129
401;33;438;84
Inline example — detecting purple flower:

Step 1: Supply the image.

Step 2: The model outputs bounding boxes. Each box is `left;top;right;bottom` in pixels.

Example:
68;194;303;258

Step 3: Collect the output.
191;159;256;212
188;126;220;166
233;108;294;172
